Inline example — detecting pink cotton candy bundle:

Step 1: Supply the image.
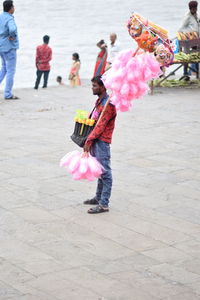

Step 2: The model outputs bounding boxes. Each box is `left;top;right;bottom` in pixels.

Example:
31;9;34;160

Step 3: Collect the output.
60;151;103;181
60;150;80;167
102;49;161;112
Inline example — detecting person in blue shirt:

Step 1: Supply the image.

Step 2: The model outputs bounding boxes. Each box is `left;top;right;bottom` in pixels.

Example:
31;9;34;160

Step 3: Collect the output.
0;0;19;99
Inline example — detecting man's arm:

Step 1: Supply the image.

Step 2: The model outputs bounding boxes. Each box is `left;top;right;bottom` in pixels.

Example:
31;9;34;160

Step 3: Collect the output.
179;15;190;32
35;47;40;68
7;18;17;39
39;48;52;64
83;104;116;152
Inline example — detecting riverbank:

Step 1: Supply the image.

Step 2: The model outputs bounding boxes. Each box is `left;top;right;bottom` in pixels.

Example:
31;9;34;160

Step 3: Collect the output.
0;86;200;299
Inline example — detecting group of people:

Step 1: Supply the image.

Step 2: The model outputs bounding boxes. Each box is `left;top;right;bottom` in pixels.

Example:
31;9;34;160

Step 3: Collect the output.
93;33;120;77
0;0;119;98
61;33;120;88
0;0;200;98
35;38;81;89
57;33;120;88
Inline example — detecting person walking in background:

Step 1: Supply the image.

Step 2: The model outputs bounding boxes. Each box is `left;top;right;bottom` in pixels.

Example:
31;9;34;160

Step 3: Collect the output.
83;76;117;214
68;52;81;87
34;35;52;89
93;40;107;77
178;1;200;77
106;33;120;71
0;0;19;100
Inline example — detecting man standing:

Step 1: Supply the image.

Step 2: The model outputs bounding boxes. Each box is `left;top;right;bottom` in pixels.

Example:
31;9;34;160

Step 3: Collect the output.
83;76;117;214
34;35;52;89
0;0;19;100
106;33;120;71
179;1;200;77
179;1;200;35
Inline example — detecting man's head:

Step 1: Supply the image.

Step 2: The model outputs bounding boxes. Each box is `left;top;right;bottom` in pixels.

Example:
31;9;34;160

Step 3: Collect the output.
3;0;14;14
91;76;106;96
189;1;198;14
43;35;50;44
110;33;117;44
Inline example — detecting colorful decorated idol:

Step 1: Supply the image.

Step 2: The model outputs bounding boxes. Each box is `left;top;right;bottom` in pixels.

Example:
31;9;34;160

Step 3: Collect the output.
154;44;174;66
127;16;143;38
127;12;174;66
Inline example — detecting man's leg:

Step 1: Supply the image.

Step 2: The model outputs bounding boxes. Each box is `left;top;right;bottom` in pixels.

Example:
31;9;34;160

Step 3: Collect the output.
91;140;112;208
98;155;112;208
43;70;50;88
84;141;103;205
4;49;17;99
34;70;43;89
183;63;189;76
0;53;7;84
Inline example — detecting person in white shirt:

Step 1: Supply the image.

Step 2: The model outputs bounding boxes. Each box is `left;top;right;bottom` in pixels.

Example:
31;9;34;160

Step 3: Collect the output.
179;1;200;77
179;1;200;35
105;33;120;71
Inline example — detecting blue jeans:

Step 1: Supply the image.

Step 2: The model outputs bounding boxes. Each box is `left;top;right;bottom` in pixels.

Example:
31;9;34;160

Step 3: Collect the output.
0;49;17;98
91;139;112;207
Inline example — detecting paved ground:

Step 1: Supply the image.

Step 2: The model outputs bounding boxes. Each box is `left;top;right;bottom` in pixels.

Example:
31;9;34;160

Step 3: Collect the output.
0;84;200;300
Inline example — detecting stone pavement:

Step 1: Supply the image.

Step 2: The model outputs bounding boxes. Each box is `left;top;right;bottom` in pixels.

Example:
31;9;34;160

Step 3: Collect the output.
0;85;200;300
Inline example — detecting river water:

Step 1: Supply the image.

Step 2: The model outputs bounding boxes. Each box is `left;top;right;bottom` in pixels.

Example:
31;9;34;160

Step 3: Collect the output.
1;0;191;88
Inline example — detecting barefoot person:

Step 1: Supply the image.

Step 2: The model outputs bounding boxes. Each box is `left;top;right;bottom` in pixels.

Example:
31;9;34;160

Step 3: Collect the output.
0;0;19;100
83;76;117;214
68;52;81;87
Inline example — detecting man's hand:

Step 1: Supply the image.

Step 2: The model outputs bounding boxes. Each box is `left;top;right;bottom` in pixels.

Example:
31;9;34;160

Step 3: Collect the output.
8;36;15;40
83;143;91;153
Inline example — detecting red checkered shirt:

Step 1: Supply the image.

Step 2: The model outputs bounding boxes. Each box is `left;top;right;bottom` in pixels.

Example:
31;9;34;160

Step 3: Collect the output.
36;44;52;71
85;93;117;147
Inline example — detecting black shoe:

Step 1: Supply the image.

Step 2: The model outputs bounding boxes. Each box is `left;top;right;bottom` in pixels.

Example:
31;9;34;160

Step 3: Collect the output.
179;75;190;81
34;87;38;89
83;197;99;205
42;86;47;88
5;95;19;100
88;205;109;214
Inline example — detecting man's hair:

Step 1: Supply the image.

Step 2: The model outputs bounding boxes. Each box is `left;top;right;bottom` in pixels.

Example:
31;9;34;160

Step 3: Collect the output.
43;35;50;44
91;75;105;87
3;0;13;12
189;1;198;9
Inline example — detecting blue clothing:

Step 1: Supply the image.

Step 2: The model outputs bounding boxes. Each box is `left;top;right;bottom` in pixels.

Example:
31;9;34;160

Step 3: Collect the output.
0;12;19;52
0;12;18;98
0;49;17;98
91;139;112;208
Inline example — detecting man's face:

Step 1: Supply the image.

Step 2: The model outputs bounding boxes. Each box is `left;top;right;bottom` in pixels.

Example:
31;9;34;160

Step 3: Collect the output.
190;7;197;14
10;5;15;14
110;34;117;43
92;82;104;96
